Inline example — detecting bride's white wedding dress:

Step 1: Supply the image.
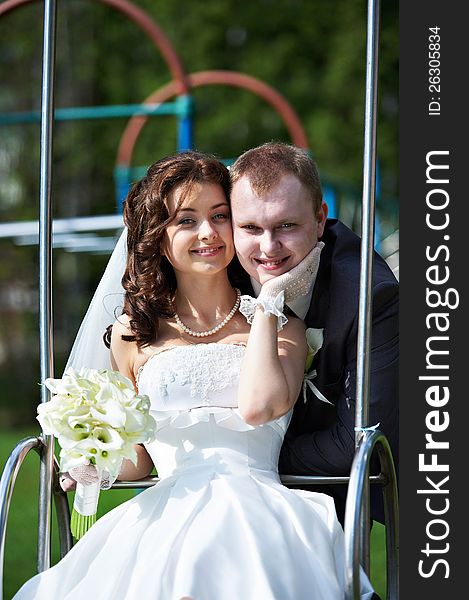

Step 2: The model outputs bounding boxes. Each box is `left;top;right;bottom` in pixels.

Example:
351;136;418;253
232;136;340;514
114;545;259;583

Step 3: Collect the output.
14;343;374;600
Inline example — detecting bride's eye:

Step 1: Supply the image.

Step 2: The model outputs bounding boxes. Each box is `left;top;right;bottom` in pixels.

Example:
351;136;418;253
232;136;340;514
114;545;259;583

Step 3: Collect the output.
212;213;229;221
177;218;195;226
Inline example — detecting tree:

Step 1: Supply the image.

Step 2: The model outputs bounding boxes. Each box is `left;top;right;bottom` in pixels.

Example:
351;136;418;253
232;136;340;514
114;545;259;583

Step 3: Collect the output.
0;0;397;422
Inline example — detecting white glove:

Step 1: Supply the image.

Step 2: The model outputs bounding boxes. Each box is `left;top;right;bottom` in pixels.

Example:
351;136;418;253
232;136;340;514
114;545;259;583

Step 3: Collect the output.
59;464;117;492
59;464;99;492
239;243;324;331
258;242;324;305
69;464;100;486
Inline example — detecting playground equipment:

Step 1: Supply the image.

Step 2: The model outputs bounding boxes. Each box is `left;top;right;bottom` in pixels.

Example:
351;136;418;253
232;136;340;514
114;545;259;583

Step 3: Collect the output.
113;69;309;209
0;0;398;598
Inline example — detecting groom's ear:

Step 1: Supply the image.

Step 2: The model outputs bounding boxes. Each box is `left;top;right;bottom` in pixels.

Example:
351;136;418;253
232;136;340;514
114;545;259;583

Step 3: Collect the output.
316;202;328;238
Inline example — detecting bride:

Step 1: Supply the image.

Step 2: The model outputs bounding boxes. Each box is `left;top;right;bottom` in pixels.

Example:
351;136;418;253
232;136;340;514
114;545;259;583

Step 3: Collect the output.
14;150;374;599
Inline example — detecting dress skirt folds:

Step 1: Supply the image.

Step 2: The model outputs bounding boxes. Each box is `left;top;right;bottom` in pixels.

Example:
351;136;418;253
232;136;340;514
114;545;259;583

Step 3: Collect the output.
14;344;374;600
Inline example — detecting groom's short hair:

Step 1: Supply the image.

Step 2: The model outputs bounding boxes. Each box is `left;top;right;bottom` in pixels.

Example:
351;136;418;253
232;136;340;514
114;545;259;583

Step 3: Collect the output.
230;142;323;212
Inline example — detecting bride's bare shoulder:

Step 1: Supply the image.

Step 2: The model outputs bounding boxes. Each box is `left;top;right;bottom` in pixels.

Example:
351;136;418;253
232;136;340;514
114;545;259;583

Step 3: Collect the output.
110;314;136;381
110;315;135;349
112;313;132;336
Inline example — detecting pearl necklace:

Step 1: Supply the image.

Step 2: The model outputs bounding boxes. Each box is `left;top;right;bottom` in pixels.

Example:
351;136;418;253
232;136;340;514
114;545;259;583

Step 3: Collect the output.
174;288;241;338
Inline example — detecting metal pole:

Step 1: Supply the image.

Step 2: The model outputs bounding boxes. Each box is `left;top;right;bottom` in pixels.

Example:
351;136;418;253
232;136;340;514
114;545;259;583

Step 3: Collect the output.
354;0;381;577
344;431;399;599
37;0;57;574
0;438;42;600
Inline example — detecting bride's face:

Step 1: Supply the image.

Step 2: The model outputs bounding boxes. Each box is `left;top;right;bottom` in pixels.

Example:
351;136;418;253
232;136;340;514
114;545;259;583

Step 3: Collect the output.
162;182;235;277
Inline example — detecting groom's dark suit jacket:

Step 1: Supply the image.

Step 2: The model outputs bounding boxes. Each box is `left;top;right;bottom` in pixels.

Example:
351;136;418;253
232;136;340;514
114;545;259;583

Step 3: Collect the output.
280;219;399;524
238;218;399;525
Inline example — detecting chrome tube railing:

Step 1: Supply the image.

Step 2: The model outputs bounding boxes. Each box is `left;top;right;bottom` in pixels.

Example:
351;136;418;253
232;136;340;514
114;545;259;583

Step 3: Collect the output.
53;474;74;560
0;437;72;600
110;474;386;490
37;0;58;575
344;430;399;600
0;438;42;600
355;0;381;574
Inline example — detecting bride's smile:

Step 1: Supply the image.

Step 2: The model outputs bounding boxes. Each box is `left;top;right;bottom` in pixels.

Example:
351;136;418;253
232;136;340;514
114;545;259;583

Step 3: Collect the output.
162;181;235;278
190;244;224;257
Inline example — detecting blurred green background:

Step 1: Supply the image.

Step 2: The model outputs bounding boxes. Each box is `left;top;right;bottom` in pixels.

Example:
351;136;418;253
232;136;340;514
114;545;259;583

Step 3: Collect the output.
0;0;397;597
0;0;398;423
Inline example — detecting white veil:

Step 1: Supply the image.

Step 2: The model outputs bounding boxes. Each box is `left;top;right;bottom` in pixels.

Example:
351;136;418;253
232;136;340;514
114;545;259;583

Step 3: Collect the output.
64;227;128;373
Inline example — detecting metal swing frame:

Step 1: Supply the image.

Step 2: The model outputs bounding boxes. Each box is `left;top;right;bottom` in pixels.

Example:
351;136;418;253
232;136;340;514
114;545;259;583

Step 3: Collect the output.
0;1;398;598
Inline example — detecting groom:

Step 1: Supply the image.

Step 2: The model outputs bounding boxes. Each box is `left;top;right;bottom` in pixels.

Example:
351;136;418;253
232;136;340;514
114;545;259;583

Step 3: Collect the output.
230;142;398;525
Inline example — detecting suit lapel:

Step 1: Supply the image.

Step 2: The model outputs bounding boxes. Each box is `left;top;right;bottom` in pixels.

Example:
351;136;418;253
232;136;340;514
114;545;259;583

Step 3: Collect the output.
305;240;331;329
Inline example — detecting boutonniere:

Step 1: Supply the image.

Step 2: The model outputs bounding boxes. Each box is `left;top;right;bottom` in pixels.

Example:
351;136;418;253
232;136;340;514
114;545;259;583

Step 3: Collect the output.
303;328;333;405
304;328;323;373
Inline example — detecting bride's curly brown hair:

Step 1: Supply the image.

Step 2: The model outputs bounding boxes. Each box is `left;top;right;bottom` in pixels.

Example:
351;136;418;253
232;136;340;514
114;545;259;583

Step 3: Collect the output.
105;150;243;349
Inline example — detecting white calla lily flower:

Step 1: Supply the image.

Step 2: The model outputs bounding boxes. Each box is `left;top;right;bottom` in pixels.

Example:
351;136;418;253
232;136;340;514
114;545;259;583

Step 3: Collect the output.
38;366;157;539
304;328;324;373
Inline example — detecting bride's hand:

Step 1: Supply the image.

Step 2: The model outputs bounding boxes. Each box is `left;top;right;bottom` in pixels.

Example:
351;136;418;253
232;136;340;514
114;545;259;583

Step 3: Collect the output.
59;472;77;492
59;464;100;492
259;243;323;304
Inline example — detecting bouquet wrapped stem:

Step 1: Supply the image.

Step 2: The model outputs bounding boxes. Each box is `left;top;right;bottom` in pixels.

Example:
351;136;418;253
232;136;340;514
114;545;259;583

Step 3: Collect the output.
38;367;156;539
71;481;100;539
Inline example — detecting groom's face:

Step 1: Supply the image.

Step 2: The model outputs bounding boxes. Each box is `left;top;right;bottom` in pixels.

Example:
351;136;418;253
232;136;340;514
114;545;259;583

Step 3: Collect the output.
231;174;327;284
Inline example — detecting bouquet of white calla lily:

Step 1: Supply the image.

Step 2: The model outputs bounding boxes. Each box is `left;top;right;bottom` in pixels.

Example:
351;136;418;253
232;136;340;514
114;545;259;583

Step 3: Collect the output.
66;414;93;433
92;426;126;450
58;448;92;473
89;400;127;428
38;367;156;540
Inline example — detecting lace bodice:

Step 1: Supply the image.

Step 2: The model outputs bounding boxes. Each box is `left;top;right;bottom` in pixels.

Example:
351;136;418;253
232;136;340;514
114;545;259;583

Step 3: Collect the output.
137;343;292;480
137;342;246;407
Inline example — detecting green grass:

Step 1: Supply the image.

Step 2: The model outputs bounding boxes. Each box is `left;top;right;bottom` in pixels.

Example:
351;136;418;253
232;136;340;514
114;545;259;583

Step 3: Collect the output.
370;521;387;597
1;427;387;599
1;427;137;599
